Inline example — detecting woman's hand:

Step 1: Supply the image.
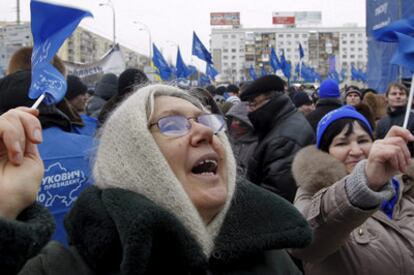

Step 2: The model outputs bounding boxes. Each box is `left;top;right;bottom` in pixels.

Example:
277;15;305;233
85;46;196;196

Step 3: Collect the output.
365;126;414;191
0;107;44;219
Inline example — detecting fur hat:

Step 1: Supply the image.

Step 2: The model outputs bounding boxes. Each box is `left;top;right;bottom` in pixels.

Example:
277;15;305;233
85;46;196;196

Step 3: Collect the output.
292;91;313;108
66;75;87;100
93;84;237;257
117;68;148;97
318;79;340;98
95;73;118;100
239;75;285;101
316;105;373;148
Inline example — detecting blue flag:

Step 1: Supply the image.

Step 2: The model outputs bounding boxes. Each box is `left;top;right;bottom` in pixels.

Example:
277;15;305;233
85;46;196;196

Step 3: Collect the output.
372;16;414;42
280;51;291;80
198;74;211;86
192;31;213;64
249;65;257;80
299;43;304;59
176;47;191;79
152;44;172;81
29;0;92;105
270;47;280;72
390;32;414;71
206;63;218;79
261;65;268;77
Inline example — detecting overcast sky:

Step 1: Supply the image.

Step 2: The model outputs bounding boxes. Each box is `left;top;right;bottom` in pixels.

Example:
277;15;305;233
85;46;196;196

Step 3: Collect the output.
1;0;365;67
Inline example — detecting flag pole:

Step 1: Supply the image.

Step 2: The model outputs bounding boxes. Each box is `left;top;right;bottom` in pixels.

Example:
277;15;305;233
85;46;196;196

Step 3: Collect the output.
403;74;414;129
31;93;45;109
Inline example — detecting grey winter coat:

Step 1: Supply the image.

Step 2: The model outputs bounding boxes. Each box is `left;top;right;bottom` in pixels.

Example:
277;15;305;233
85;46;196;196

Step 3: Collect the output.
290;145;414;275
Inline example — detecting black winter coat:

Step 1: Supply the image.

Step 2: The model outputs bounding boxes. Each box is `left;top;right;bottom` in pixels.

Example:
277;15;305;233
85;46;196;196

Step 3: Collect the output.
247;93;315;202
376;107;414;139
4;179;311;275
306;98;343;132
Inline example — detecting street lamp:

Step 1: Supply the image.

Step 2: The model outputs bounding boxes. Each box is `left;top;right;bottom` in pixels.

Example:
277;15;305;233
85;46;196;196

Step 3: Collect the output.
133;21;152;63
99;0;116;46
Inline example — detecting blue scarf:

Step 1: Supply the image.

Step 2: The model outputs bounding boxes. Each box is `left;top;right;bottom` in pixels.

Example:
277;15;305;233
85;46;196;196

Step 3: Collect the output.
380;178;400;219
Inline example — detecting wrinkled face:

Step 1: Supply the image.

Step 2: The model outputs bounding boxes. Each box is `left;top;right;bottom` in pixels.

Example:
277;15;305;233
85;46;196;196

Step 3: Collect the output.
328;122;373;174
150;96;228;222
387;87;407;109
345;93;361;106
298;103;315;116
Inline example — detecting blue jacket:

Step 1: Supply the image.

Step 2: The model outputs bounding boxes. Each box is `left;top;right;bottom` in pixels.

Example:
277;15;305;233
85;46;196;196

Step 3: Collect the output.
37;127;94;245
73;114;98;137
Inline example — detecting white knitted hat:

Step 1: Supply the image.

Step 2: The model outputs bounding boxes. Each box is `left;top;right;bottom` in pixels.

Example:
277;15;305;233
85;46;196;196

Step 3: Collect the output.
93;84;237;257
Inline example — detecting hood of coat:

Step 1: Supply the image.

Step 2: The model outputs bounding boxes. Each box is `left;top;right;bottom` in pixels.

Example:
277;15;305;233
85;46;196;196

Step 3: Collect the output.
292;145;414;196
292;145;347;194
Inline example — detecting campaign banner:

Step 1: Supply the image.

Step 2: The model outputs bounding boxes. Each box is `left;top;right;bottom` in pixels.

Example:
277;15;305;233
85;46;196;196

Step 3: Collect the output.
210;12;240;26
366;0;400;93
64;44;125;78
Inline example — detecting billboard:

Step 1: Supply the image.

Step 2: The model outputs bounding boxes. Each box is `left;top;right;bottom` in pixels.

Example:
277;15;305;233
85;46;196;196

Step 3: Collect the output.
210;12;240;26
272;12;295;25
272;11;321;25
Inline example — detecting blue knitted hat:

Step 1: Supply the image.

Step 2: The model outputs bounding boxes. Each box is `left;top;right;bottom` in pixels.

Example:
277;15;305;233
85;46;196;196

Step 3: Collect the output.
316;105;373;148
318;79;340;98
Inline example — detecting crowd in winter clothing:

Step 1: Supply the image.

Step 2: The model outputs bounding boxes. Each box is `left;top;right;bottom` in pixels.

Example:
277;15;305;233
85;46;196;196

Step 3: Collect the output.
1;45;414;274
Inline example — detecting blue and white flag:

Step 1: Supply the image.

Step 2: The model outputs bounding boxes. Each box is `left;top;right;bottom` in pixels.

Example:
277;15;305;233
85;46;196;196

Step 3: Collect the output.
29;0;92;105
192;31;213;64
176;47;192;79
152;43;172;81
206;63;218;79
390;32;414;71
249;65;257;80
372;16;414;42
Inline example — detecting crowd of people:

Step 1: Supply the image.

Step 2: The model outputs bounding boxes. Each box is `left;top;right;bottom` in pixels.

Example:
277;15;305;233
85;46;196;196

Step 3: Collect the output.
0;45;414;274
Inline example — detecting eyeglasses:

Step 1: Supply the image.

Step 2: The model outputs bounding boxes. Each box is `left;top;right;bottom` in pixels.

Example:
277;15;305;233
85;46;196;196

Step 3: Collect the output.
149;113;225;137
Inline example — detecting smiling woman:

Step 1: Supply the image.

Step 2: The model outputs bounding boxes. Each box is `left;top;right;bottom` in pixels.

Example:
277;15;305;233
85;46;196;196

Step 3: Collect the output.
291;105;414;275
2;84;312;274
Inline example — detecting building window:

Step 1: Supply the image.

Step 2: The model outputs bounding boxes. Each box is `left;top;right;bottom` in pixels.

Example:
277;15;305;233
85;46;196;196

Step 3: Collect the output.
223;49;228;53
350;55;355;58
231;34;236;38
302;34;307;38
350;33;355;37
350;47;355;51
231;49;236;53
342;55;346;58
223;34;229;39
342;41;347;44
223;55;228;60
223;62;228;67
358;55;363;59
231;62;236;66
295;34;299;38
231;56;236;60
278;34;284;38
286;34;292;38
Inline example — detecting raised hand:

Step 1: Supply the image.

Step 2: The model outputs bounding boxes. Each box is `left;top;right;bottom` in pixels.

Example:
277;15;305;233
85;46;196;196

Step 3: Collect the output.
365;126;414;191
0;107;44;219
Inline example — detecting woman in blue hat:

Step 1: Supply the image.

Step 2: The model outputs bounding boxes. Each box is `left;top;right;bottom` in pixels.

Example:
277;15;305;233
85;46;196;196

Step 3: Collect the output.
290;105;414;275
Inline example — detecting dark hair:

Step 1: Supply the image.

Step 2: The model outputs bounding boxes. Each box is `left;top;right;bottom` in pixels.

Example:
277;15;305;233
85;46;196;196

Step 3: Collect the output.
319;118;373;152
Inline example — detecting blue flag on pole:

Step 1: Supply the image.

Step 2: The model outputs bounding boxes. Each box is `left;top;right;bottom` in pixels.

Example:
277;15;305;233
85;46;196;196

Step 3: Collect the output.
176;47;191;79
299;43;304;59
198;74;211;86
192;31;213;64
270;47;280;72
152;44;172;81
249;65;257;80
390;32;414;71
261;65;268;77
206;63;218;79
29;0;92;105
372;16;414;42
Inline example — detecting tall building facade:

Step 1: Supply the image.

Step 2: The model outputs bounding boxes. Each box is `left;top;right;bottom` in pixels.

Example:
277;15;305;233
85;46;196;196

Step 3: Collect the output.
211;25;367;83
